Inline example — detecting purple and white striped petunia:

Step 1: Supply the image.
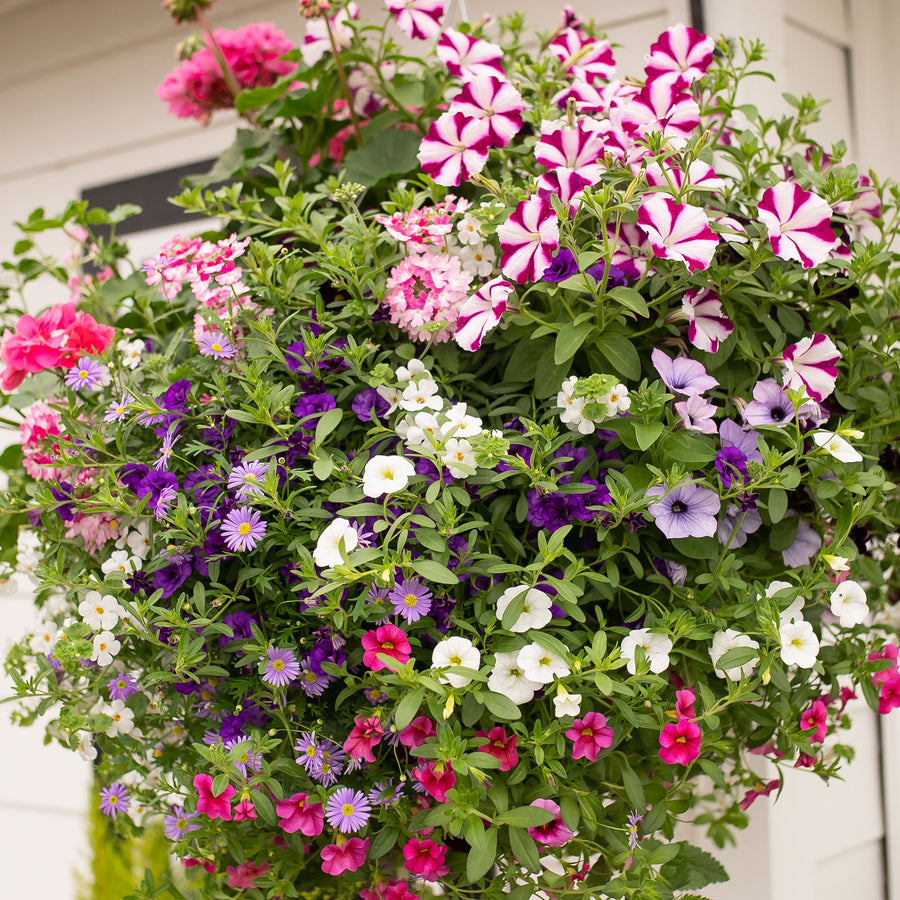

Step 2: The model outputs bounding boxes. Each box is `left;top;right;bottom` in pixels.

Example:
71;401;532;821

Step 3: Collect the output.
496;195;560;284
743;379;795;427
437;29;504;80
757;181;837;269
536;170;592;209
417;112;492;187
453;278;515;351
449;76;524;148
606;222;652;282
612;74;700;145
781;333;840;402
549;28;616;84
644;24;715;83
682;289;733;353
385;0;443;40
534;120;606;184
638;194;718;272
652;348;718;395
646;482;721;539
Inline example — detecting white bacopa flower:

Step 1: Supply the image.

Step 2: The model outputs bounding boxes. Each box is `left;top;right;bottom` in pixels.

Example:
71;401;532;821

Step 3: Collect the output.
399;378;443;412
79;591;121;631
376;384;401;412
441;438;476;478
496;585;554;633
395;359;428;383
362;454;416;497
28;621;59;655
313;518;359;568
487;651;542;704
459;242;497;277
778;619;820;668
443;402;483;439
811;431;863;464
709;629;760;680
405;412;443;447
603;383;632;416
516;642;571;684
101;549;142;577
122;522;152;560
552;687;582;718
620;628;673;675
432;636;481;688
556;376;595;435
117;338;145;370
829;580;869;627
456;212;483;245
75;731;98;762
102;699;135;738
92;631;122;667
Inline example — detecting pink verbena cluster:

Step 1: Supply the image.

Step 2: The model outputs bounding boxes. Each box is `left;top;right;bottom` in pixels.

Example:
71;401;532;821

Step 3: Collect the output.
383;252;472;342
157;22;296;122
20;401;66;481
374;197;470;249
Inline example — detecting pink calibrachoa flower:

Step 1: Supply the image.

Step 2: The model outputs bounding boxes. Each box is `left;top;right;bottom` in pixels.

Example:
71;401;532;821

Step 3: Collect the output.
233;799;257;821
449;76;524;147
476;726;519;771
638;195;718;272
193;772;235;820
740;778;780;811
403;838;449;880
644;24;715;83
453;277;514;351
548;28;615;84
659;718;702;765
417;112;492;187
800;700;828;743
682;288;733;353
343;715;385;762
383;251;473;342
385;0;443;41
757;181;837;268
361;624;412;670
565;711;614;762
398;715;436;748
321;837;370;875
528;798;575;847
675;689;697;720
412;761;456;801
437;29;504;80
226;860;270;889
781;333;840;402
497;195;560;284
275;792;325;835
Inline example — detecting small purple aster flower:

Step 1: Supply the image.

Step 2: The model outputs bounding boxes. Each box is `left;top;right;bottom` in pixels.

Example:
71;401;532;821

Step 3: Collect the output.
542;248;578;282
108;673;139;701
163;804;199;840
221;506;267;552
308;739;345;786
153;429;179;472
227;461;270;497
65;357;106;391
651;348;718;396
325;786;372;832
743;378;794;427
224;738;264;776
298;664;333;697
367;780;403;806
646;482;721;539
364;685;390;704
197;331;236;359
99;781;130;819
262;646;300;687
388;577;433;623
104;395;133;424
295;732;322;772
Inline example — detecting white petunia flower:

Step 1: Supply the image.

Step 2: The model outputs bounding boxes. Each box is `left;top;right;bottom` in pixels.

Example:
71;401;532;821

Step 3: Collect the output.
399;378;443;412
496;585;554;633
92;631;122;667
620;629;673;675
432;636;481;688
101;549;142;577
517;642;570;684
709;629;760;680
758;580;805;624
553;687;582;718
829;580;869;628
779;619;820;668
441;438;476;478
487;651;542;704
313;518;359;568
362;454;416;497
812;431;863;464
79;591;122;631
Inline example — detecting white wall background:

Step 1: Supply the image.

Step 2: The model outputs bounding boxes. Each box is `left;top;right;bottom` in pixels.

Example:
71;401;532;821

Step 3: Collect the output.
1;1;899;897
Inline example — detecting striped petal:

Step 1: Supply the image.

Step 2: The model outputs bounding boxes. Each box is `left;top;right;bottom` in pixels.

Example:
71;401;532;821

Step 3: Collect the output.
758;181;837;268
638;195;718;272
782;333;840;402
497;196;560;284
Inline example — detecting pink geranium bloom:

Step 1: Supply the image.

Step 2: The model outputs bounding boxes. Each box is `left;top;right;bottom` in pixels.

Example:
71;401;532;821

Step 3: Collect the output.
528;798;575;846
398;715;436;749
321;837;370;875
659;719;702;765
476;726;519;771
638;195;718;272
758;181;837;268
412;761;456;801
417;113;492;187
403;838;449;880
275;792;325;835
565;711;614;762
644;24;715;83
548;28;615;84
879;676;900;714
453;278;514;351
226;860;270;889
682;288;733;353
497;195;560;284
343;715;385;762
800;700;828;743
449;76;524;147
361;624;412;670
386;0;443;40
193;773;235;820
437;29;504;79
781;332;840;402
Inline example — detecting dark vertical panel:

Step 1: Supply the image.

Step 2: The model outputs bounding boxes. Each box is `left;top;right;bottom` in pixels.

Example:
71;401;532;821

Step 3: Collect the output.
690;0;706;33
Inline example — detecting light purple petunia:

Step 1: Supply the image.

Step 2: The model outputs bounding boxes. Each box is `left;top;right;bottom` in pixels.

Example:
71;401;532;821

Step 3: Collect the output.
782;517;822;568
674;394;717;434
99;781;130;819
262;646;300;687
325;786;372;832
227;460;270;497
743;379;794;427
646;482;721;539
717;503;762;548
221;506;267;552
719;419;763;464
652;348;718;396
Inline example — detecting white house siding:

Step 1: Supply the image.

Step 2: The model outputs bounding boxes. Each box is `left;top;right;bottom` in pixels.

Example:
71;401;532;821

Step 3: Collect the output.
1;1;899;898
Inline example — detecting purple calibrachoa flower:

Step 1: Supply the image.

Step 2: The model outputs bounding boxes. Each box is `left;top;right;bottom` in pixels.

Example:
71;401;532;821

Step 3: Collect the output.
221;506;267;552
197;331;236;359
542;248;578;283
99;781;130;819
389;577;433;623
262;647;300;687
497;195;560;284
108;673;139;701
163;804;199;840
638;195;718;271
743;378;795;427
227;460;270;497
646;482;721;539
324;786;372;833
64;357;106;391
757;181;837;268
651;348;718;395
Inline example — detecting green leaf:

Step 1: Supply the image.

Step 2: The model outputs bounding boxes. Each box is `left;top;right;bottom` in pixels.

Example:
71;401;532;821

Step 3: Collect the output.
596;332;641;380
413;559;459;584
715;646;759;670
497;806;555;828
633;421;665;451
508;827;541;873
369;826;399;859
554;321;594;365
313;455;334;480
252;789;276;825
235;84;285;113
607;286;649;317
342;130;422;187
660;842;729;890
768;516;799;551
394;688;425;731
619;760;646;809
315;407;343;444
211;774;231;797
466;825;497;882
500;588;527;630
481;690;522;721
767;488;788;524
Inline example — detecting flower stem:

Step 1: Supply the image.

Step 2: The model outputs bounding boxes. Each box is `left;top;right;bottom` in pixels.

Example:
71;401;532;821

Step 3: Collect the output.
324;13;363;146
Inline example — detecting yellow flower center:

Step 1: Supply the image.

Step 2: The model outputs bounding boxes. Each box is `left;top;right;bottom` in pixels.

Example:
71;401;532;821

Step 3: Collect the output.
342;803;355;816
272;659;285;671
238;522;252;535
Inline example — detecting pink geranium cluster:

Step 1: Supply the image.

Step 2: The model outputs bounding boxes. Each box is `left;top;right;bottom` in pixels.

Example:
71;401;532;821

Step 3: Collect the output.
158;22;296;122
374;197;469;249
0;302;115;393
870;644;900;714
659;688;702;765
383;252;472;343
20;401;65;481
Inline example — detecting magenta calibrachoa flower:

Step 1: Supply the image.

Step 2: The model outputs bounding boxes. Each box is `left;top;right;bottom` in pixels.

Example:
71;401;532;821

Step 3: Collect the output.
262;646;300;687
220;506;267;552
99;781;130;819
757;181;837;268
638;195;718;271
565;711;614;761
497;195;560;284
325;786;372;832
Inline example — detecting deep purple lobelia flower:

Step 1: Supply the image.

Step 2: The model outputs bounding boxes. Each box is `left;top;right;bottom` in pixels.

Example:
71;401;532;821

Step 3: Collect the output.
324;787;371;833
646;482;721;539
262;646;300;687
153;556;192;599
220;506;267;552
99;781;130;819
651;348;718;395
542;248;578;282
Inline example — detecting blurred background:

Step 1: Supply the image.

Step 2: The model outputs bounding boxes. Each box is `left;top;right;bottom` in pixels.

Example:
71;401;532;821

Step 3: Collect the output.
1;0;899;897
